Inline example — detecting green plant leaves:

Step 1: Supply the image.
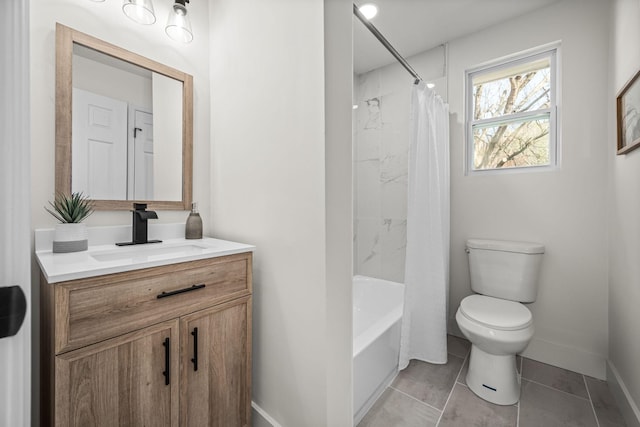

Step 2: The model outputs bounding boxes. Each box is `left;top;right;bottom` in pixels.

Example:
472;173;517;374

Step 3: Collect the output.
45;192;94;223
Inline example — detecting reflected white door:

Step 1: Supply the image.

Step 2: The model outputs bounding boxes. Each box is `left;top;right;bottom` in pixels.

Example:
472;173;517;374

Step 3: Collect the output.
132;109;154;200
72;88;128;199
0;0;31;425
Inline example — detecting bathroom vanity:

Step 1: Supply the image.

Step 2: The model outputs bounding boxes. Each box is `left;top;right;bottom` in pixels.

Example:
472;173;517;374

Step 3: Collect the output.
40;23;255;425
36;232;254;427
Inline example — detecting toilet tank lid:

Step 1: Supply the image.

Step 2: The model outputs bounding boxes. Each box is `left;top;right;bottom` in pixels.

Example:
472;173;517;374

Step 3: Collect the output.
467;239;545;254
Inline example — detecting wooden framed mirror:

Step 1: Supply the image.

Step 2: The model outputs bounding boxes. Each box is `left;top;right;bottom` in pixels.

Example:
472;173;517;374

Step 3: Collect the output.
55;23;193;210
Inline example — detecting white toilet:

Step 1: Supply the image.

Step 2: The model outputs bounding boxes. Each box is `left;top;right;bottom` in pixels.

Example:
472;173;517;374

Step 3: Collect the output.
455;238;544;405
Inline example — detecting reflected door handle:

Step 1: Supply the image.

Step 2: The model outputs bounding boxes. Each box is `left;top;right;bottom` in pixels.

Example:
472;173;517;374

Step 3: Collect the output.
134;127;142;138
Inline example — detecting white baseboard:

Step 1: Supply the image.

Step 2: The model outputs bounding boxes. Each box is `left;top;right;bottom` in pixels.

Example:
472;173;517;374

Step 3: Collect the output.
251;402;283;427
447;319;607;379
607;361;640;427
520;337;606;379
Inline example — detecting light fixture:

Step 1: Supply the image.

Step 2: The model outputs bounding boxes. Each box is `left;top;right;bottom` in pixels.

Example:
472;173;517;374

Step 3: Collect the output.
166;0;193;44
123;0;156;25
359;3;378;20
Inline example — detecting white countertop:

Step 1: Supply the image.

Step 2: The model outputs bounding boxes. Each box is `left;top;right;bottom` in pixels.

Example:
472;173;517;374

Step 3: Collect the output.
35;225;254;283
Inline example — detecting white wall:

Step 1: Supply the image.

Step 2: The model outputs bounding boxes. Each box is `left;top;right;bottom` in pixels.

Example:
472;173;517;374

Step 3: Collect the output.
73;54;152;111
324;1;354;425
448;0;610;379
353;47;446;283
209;0;351;425
153;73;183;201
30;0;211;230
608;0;640;422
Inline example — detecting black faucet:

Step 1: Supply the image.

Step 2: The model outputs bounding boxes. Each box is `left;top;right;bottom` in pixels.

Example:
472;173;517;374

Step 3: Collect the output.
116;203;162;246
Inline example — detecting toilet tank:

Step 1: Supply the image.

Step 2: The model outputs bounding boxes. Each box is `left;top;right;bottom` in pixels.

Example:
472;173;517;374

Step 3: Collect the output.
467;239;544;303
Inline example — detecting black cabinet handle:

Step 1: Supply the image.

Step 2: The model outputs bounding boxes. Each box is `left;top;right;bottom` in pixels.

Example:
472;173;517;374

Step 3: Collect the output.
162;337;170;386
191;327;198;372
157;284;206;299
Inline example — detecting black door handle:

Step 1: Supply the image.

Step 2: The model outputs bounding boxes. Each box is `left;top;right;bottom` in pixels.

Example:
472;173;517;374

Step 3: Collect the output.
0;286;26;339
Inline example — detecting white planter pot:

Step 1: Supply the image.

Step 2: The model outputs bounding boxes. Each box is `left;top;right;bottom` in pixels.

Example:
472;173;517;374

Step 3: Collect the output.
53;223;88;253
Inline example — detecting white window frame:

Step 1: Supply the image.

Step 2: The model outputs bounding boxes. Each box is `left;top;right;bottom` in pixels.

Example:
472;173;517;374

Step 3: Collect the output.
465;44;560;175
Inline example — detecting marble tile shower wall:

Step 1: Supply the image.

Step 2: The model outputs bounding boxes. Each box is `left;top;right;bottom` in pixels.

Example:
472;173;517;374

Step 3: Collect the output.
354;69;411;283
353;46;447;283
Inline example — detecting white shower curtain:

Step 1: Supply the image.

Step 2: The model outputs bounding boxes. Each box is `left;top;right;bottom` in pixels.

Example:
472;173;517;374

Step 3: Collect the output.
399;82;450;369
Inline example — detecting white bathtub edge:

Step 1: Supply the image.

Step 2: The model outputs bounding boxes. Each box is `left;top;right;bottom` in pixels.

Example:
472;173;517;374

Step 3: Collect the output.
353;306;403;357
353;275;405;424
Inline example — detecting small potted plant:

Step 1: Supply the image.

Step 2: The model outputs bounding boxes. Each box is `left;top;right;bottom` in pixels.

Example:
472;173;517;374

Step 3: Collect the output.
45;192;94;253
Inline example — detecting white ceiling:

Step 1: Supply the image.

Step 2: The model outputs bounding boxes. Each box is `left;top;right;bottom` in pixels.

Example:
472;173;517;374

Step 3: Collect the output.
353;0;561;75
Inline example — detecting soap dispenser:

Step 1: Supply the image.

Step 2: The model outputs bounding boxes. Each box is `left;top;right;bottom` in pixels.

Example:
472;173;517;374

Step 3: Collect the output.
185;202;203;239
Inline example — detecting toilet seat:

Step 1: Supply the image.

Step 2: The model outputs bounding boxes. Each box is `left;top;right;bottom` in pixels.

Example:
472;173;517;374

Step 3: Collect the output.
459;295;532;331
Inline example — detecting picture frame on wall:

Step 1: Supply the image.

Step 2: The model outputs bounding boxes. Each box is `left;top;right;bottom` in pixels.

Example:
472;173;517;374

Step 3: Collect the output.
617;69;640;155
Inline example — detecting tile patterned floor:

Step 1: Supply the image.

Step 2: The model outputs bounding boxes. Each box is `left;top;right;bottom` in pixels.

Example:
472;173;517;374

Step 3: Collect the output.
358;335;627;427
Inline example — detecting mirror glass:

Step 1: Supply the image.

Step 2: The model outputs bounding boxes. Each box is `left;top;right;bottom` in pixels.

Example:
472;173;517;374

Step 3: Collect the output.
56;23;193;210
72;44;183;201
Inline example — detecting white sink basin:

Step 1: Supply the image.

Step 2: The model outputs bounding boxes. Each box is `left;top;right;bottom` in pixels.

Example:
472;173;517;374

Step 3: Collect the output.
90;243;210;262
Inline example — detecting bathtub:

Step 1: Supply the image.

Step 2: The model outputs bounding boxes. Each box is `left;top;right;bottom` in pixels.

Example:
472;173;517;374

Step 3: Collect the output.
353;275;405;424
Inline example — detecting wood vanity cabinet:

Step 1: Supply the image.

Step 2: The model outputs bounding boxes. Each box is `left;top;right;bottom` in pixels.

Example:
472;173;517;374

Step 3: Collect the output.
40;252;252;427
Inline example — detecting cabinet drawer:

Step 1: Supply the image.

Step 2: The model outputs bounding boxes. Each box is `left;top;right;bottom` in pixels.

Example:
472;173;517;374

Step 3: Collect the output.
53;252;251;354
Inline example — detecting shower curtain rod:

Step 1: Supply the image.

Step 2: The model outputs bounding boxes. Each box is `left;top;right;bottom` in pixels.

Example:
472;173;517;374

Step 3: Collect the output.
353;3;423;84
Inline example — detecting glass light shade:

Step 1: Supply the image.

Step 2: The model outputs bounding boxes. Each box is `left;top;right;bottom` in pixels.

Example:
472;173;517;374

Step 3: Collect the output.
122;0;156;25
165;3;193;43
359;3;378;20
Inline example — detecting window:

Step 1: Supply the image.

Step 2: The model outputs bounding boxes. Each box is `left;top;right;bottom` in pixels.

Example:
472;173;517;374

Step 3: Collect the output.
466;46;558;174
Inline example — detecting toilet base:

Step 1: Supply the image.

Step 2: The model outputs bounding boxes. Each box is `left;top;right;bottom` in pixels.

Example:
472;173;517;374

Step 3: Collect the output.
466;345;520;405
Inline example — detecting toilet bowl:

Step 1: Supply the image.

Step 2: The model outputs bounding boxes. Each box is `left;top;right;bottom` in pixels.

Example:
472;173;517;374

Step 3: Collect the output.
456;294;534;405
456;239;544;405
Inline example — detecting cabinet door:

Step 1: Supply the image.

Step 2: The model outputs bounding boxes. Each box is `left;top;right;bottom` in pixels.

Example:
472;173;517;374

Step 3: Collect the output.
55;320;179;427
181;296;252;427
